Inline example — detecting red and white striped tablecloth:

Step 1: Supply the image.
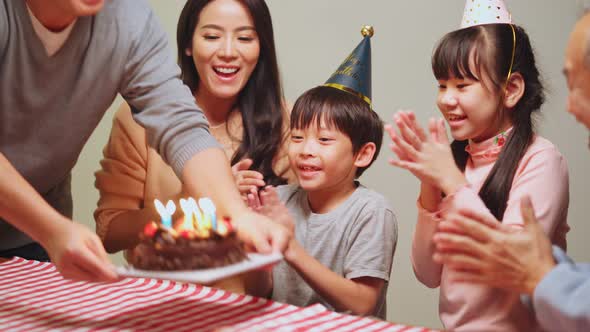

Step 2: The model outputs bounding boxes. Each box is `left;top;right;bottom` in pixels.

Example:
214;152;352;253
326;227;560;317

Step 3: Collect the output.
0;257;438;332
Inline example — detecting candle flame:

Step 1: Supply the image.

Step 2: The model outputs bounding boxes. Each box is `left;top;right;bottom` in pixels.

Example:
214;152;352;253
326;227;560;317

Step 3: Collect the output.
181;215;194;231
216;220;228;236
153;196;225;238
178;198;195;231
190;198;212;231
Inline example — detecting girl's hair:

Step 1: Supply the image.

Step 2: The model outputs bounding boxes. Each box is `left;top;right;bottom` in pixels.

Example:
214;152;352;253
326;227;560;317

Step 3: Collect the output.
177;0;287;186
290;86;384;178
432;24;545;220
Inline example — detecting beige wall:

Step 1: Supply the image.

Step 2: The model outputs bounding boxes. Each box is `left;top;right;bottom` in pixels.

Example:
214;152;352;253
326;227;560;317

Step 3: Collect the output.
71;0;590;329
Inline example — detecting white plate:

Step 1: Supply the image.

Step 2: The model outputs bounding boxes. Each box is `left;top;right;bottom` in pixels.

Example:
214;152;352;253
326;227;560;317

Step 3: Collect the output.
116;252;282;284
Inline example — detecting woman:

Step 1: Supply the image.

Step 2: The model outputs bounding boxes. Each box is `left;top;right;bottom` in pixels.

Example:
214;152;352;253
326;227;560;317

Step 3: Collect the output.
94;0;293;262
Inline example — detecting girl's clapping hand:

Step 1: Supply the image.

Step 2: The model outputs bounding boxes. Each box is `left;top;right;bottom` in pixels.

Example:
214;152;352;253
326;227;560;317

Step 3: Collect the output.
386;110;467;195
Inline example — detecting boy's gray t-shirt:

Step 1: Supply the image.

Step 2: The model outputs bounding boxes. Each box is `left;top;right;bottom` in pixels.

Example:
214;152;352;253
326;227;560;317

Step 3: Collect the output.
272;184;398;319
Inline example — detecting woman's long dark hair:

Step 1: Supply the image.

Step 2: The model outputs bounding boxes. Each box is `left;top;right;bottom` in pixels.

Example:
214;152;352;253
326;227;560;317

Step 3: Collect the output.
432;24;545;220
177;0;287;186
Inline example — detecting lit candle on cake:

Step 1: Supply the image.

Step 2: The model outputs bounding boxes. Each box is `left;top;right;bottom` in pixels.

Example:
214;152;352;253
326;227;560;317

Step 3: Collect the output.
189;197;203;228
189;197;210;238
178;198;196;238
179;198;195;231
154;198;175;229
199;198;217;232
130;198;247;271
216;217;231;236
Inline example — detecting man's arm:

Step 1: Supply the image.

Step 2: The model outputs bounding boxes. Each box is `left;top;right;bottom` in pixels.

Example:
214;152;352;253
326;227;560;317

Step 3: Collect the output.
117;4;217;177
0;153;116;281
532;247;590;332
183;150;289;253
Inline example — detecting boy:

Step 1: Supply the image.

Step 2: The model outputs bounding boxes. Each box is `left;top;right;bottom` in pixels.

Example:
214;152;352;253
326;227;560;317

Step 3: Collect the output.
248;27;397;318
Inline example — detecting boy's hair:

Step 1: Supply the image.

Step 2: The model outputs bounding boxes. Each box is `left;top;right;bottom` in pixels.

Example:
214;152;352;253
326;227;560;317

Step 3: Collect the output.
290;86;384;177
432;24;545;220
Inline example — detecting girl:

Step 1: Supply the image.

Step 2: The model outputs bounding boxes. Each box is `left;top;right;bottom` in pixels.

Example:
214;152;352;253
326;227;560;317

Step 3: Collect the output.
94;0;293;258
387;24;569;331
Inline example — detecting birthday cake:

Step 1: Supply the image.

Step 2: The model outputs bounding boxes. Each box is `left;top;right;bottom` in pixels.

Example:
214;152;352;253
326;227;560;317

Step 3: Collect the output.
129;198;247;271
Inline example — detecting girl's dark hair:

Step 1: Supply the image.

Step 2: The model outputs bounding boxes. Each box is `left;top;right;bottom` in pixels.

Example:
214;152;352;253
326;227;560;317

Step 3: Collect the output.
432;24;545;220
290;86;384;177
177;0;287;186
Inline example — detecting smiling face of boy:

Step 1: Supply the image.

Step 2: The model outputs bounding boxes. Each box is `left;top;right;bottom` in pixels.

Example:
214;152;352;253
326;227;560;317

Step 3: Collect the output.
287;86;380;212
288;116;373;210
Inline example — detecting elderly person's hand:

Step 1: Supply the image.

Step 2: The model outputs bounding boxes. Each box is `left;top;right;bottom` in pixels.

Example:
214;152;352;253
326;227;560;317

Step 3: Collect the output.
432;196;556;295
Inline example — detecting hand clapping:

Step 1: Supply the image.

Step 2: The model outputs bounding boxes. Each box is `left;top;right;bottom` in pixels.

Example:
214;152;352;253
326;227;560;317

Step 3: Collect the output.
385;110;467;195
432;196;556;295
232;158;265;197
246;186;294;234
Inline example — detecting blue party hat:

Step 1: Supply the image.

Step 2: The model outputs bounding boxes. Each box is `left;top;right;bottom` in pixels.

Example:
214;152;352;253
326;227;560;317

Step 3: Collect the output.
324;26;373;106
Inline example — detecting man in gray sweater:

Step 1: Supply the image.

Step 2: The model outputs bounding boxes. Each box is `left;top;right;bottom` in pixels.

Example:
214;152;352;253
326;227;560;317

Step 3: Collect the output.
0;0;289;281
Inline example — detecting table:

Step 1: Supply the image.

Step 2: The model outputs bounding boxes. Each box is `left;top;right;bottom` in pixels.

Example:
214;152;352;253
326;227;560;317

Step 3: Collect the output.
0;257;439;331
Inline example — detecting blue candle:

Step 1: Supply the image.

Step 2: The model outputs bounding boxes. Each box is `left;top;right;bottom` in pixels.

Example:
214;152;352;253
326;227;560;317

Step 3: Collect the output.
162;216;172;229
154;198;175;229
211;213;217;232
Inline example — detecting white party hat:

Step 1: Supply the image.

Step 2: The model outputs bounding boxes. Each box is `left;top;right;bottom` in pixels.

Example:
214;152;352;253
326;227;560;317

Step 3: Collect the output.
460;0;512;29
